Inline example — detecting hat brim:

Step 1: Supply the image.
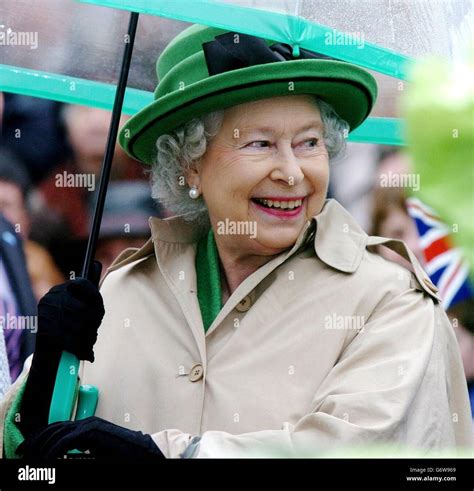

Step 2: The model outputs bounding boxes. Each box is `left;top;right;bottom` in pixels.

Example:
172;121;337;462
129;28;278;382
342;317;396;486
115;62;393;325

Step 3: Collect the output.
120;59;377;165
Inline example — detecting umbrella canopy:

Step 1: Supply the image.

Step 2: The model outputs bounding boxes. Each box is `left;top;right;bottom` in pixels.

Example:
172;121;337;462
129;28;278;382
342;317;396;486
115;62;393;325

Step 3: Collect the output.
1;0;471;145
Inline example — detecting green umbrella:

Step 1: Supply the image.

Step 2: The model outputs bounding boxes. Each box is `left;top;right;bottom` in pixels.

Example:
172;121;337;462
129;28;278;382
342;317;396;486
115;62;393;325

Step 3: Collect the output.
3;0;470;145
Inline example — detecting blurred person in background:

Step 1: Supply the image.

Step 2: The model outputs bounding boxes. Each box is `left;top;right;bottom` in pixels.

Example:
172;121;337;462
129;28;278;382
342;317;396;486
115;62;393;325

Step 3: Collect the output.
369;147;424;266
371;147;474;419
95;181;169;278
0;94;69;184
0;149;65;300
33;105;146;240
0;92;37;388
0;91;10;398
27;104;151;280
329;142;378;232
0;213;37;385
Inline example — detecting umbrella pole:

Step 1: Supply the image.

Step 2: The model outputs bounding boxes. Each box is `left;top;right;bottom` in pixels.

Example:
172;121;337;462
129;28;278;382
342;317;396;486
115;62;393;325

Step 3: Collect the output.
48;11;140;425
83;11;140;279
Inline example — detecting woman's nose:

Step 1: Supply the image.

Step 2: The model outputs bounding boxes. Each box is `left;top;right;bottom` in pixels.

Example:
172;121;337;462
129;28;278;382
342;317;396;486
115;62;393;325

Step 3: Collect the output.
269;147;304;185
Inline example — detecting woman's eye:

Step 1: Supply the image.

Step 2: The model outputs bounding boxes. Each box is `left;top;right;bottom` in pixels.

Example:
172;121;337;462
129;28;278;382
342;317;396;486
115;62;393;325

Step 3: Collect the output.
247;140;271;148
301;138;319;148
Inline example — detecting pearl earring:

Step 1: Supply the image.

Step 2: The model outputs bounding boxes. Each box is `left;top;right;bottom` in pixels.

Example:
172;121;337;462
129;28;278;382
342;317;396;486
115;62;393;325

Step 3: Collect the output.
189;185;200;199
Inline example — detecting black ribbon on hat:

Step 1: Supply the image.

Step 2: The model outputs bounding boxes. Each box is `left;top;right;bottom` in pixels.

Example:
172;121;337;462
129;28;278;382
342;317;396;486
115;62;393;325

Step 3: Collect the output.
202;32;336;76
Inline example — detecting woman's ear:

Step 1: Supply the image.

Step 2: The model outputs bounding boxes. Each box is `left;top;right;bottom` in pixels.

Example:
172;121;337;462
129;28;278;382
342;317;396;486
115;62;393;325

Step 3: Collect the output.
185;162;201;189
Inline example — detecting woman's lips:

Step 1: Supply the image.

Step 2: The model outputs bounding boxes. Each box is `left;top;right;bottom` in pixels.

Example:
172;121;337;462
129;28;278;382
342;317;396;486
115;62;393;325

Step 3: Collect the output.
251;197;305;218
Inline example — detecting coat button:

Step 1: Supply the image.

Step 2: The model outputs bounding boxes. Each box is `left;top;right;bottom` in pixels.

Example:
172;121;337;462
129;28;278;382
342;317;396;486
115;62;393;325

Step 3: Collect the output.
189;363;204;382
236;295;252;312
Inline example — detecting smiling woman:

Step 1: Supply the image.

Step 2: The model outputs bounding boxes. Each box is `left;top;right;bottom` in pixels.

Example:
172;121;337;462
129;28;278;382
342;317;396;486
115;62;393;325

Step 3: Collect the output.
1;24;472;460
150;95;348;227
150;94;351;296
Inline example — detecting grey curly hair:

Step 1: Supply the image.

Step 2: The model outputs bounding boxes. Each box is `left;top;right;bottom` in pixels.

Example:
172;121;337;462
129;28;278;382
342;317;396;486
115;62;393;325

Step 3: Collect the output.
149;97;349;222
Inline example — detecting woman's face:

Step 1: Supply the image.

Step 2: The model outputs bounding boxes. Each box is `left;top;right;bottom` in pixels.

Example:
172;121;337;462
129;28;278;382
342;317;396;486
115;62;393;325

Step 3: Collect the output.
378;206;425;265
193;95;330;257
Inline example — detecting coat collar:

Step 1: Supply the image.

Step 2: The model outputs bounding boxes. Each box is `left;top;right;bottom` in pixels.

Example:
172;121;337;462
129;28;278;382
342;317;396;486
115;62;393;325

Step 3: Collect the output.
311;199;368;273
105;199;368;275
144;198;367;273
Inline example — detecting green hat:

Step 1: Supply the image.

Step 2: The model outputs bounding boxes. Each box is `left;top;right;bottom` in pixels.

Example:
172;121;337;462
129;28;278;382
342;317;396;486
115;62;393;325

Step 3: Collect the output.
119;24;378;165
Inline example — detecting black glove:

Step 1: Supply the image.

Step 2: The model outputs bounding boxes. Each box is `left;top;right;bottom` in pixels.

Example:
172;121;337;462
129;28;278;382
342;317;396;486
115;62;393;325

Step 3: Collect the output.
18;417;165;460
18;261;105;438
34;260;105;362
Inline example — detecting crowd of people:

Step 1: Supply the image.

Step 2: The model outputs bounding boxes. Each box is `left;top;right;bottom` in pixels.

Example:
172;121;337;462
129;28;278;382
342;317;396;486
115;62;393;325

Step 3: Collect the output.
0;92;169;396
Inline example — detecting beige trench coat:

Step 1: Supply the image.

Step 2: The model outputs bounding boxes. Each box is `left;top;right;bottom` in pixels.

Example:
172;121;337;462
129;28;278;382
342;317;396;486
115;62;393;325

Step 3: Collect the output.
1;199;472;457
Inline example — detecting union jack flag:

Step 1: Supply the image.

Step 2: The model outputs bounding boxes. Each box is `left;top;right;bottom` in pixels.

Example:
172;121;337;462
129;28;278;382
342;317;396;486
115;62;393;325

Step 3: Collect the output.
406;197;473;309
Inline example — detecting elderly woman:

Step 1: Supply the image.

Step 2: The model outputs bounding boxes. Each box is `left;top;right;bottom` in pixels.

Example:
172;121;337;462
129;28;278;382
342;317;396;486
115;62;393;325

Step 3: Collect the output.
1;25;472;459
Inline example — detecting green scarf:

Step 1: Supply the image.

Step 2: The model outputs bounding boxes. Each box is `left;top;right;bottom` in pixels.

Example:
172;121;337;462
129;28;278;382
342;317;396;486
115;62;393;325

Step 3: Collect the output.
195;227;223;332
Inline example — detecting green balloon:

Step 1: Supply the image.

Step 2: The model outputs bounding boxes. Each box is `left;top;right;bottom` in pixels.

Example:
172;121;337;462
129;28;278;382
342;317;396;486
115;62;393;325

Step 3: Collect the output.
402;53;474;276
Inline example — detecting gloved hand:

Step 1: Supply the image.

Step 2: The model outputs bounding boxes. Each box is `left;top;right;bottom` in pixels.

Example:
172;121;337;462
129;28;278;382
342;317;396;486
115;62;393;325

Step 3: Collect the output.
34;260;105;362
18;417;165;460
18;261;105;438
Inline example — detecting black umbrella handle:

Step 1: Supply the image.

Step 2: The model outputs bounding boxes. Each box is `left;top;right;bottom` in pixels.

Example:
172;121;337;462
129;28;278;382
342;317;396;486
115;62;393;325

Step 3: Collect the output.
49;11;140;426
